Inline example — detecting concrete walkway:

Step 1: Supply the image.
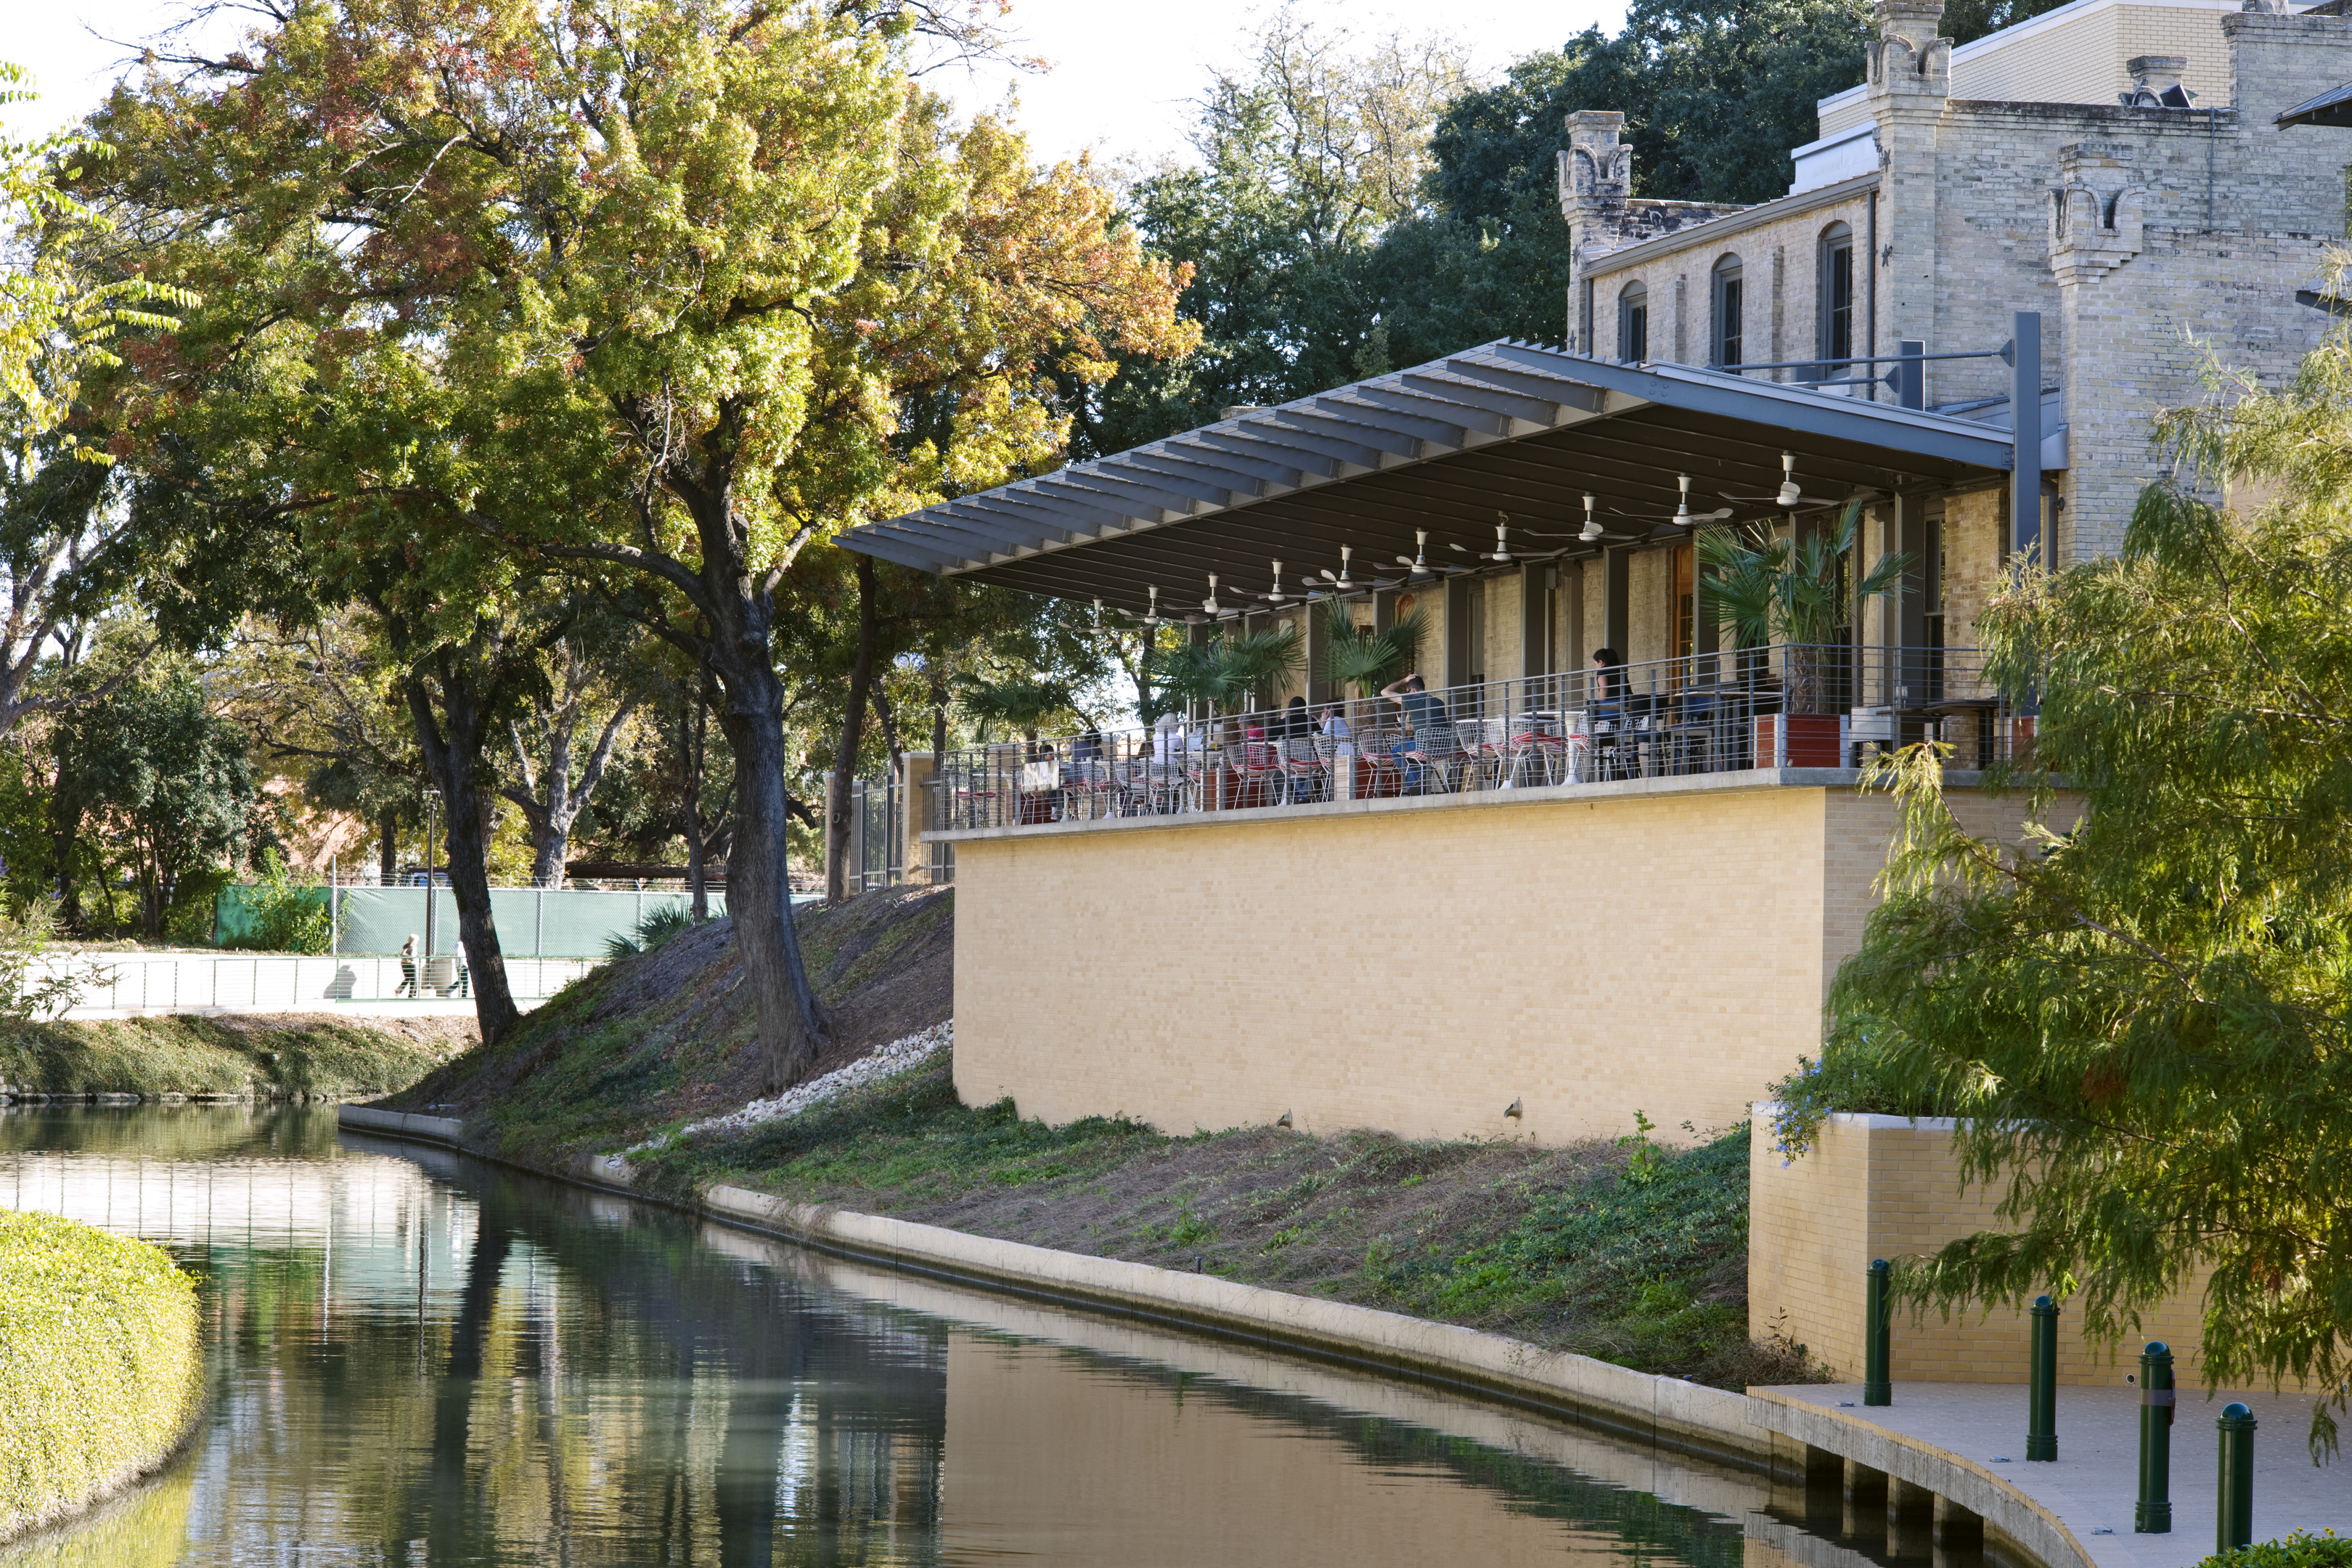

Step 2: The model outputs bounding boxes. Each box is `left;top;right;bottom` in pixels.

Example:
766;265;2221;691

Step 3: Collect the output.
1760;1381;2348;1565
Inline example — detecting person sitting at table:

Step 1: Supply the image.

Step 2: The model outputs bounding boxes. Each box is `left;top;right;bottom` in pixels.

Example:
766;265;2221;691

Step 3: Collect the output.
1379;672;1448;791
1589;647;1625;713
1071;727;1103;762
1317;703;1352;740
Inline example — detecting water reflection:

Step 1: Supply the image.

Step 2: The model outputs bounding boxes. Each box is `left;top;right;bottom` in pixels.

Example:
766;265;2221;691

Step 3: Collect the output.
0;1106;1921;1567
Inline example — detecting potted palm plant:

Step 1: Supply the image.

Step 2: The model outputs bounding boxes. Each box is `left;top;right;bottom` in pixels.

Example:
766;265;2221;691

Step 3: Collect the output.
956;677;1079;823
1698;502;1908;768
1153;625;1304;807
1319;603;1426;797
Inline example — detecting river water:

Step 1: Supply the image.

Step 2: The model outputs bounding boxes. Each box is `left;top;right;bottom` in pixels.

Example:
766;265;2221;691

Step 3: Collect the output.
0;1105;1925;1567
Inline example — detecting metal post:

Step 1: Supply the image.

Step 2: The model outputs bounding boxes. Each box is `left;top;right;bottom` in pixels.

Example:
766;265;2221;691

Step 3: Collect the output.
1896;338;1926;410
1864;1258;1893;1405
2028;1294;2059;1459
2009;311;2043;565
2216;1402;2255;1551
2136;1341;2174;1532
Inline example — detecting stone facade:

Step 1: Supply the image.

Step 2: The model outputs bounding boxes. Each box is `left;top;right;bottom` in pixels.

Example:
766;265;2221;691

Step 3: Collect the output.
1564;0;2352;563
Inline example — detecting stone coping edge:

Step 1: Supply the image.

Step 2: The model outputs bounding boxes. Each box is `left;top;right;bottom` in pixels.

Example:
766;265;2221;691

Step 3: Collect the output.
332;1105;2085;1568
696;1181;1768;1471
1749;1389;2095;1568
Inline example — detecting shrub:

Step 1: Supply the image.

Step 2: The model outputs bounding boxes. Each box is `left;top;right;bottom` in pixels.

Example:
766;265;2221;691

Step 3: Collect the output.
603;903;696;961
2202;1533;2352;1568
218;852;335;955
0;1211;204;1540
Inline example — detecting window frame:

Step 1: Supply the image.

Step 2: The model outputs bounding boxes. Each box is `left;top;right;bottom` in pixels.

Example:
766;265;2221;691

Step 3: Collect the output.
1710;256;1744;368
1617;281;1649;362
1816;222;1855;380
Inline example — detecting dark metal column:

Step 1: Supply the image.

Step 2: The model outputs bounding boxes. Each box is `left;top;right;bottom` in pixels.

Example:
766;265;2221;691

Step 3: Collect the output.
2011;310;2043;564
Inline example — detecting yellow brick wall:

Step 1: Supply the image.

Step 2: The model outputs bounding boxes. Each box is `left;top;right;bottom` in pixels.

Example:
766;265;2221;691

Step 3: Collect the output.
1750;1114;2224;1386
951;779;2061;1149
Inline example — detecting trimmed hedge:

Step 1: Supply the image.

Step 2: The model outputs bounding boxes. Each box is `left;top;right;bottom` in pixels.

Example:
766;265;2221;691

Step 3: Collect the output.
0;1212;203;1542
2204;1535;2352;1568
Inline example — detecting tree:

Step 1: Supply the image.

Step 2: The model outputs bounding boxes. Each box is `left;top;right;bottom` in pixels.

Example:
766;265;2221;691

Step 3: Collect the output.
1784;308;2352;1455
1;62;189;445
54;667;254;940
502;615;645;889
1092;9;1469;452
90;0;1192;1087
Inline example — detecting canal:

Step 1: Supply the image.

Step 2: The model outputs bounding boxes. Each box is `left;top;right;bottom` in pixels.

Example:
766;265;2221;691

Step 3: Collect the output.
0;1104;1932;1566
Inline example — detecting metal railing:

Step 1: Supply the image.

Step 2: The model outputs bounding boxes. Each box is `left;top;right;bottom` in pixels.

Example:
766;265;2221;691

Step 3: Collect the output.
936;644;2025;833
40;952;598;1016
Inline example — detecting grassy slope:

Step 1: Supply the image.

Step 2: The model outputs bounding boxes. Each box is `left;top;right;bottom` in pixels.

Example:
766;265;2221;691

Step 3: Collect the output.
0;1015;472;1098
627;1056;1810;1389
381;886;955;1150
389;884;1813;1389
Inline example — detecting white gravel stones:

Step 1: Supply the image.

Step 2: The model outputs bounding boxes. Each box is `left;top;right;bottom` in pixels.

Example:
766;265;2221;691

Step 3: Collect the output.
632;1021;952;1151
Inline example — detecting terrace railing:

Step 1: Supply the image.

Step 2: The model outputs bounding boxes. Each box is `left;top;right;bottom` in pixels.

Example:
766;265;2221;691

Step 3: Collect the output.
936;644;2028;833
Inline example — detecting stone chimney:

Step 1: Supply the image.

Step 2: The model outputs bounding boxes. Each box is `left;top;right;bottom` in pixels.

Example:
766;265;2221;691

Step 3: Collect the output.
2123;54;2194;105
1867;0;1952;102
1558;112;1632;217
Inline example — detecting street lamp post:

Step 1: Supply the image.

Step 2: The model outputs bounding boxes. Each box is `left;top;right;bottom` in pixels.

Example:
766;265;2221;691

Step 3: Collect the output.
422;788;441;957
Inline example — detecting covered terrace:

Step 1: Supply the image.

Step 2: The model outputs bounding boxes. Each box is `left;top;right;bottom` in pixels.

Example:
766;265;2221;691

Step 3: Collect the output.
841;331;2054;830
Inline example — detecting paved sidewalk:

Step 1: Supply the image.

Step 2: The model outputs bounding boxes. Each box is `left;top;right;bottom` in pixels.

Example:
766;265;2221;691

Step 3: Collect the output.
1764;1381;2348;1567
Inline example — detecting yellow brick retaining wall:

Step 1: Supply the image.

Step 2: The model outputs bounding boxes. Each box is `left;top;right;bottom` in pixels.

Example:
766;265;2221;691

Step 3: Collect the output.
1749;1110;2216;1385
944;774;2063;1148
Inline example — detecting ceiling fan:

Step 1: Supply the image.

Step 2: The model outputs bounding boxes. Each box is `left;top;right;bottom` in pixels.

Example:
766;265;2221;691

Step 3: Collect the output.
1448;513;1564;565
1316;544;1401;592
1392;529;1470;581
1720;453;1874;510
1199;573;1225;618
1244;560;1299;605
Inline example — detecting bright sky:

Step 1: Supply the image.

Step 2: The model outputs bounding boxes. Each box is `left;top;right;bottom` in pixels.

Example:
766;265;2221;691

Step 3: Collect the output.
7;0;1633;161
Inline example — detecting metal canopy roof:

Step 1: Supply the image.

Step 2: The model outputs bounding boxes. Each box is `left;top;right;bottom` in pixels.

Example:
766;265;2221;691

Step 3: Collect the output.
2279;79;2352;128
837;339;2020;615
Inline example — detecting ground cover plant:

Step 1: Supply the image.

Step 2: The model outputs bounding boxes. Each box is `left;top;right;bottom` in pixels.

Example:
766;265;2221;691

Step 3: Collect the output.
0;1210;202;1541
0;1014;470;1098
2202;1535;2352;1568
633;1058;1806;1389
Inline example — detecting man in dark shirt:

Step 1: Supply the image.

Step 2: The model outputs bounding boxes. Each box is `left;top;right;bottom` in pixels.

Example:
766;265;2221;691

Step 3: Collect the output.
1380;673;1448;790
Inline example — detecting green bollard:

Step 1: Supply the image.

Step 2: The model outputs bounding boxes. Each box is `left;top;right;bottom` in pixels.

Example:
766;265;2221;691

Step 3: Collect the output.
2216;1402;2255;1552
1864;1259;1892;1407
2136;1341;2173;1532
2027;1294;2059;1460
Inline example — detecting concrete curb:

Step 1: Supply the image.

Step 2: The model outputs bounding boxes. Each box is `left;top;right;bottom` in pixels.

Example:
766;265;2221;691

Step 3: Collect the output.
1749;1389;2097;1568
699;1183;1765;1467
333;1103;2088;1568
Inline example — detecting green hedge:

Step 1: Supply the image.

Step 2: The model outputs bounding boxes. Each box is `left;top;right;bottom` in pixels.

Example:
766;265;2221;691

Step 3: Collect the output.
0;1212;203;1542
2204;1535;2352;1568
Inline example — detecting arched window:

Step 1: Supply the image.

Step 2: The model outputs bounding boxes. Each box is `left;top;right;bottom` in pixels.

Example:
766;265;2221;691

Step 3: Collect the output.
1617;281;1649;362
1816;222;1855;377
1711;256;1744;367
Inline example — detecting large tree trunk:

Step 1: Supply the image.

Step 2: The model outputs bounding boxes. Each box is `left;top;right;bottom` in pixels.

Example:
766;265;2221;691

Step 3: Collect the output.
378;808;397;883
401;654;521;1045
824;555;878;905
705;637;828;1092
681;681;709;922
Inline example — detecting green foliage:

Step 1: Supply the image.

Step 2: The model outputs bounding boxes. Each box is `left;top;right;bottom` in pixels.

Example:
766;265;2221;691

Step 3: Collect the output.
0;1014;460;1097
603;903;697;962
955;677;1079;743
1320;602;1427;697
1814;302;2352;1456
54;668;256;942
0;901;105;1021
1156;624;1306;712
1699;504;1909;712
218;852;335;955
2202;1533;2352;1568
0;1210;202;1538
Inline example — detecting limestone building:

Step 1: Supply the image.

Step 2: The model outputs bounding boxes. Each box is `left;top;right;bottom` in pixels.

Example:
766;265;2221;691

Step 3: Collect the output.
1561;0;2352;568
